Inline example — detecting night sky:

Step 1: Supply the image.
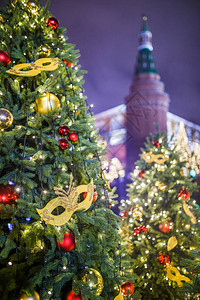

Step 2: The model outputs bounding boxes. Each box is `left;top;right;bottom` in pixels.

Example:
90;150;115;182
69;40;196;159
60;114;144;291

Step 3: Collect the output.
47;0;200;125
2;0;200;124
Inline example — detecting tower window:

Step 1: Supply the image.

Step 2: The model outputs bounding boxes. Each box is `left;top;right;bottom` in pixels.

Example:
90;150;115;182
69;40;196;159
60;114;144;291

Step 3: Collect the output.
142;62;147;68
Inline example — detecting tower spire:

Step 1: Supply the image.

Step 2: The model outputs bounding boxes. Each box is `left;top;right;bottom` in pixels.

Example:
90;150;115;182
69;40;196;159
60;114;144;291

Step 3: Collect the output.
125;15;170;171
135;15;157;74
141;14;148;31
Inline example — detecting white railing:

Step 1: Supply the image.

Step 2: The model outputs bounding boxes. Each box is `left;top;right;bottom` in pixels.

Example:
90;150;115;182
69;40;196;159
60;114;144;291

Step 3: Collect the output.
95;105;200;149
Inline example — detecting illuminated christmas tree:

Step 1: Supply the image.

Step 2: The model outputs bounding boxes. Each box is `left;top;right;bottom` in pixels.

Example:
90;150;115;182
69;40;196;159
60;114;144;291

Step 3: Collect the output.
175;121;191;170
175;122;200;198
181;248;200;300
190;143;200;177
120;131;200;299
0;1;135;299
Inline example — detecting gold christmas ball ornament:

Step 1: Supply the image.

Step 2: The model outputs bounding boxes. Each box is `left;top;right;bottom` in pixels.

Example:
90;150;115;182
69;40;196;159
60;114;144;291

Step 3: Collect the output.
20;291;40;300
38;44;51;57
35;93;60;114
185;224;191;230
27;1;38;13
0;108;13;129
132;206;143;220
83;268;104;296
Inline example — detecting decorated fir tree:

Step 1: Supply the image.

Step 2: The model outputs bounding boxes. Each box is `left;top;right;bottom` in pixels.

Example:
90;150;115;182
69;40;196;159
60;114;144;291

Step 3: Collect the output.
0;1;135;299
175;121;191;170
120;131;200;299
181;248;200;300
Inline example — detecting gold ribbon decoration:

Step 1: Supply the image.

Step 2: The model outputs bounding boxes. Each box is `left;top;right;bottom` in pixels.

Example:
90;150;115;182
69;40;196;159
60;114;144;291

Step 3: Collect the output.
141;152;168;165
114;289;124;300
165;264;190;287
190;246;196;251
156;182;167;191
183;201;197;224
102;171;111;190
6;57;59;77
121;225;133;253
167;236;178;251
36;178;94;226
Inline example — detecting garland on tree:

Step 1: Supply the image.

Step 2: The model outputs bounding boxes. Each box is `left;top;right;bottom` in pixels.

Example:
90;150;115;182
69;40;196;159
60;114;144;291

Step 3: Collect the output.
0;1;136;299
120;131;200;300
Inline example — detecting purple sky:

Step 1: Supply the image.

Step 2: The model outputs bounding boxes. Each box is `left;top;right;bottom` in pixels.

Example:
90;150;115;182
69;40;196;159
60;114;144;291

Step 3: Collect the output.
1;0;200;124
47;0;200;124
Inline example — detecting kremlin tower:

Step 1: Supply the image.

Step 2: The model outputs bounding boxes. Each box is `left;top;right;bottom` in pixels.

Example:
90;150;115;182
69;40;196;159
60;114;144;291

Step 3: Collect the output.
95;16;200;192
125;16;170;172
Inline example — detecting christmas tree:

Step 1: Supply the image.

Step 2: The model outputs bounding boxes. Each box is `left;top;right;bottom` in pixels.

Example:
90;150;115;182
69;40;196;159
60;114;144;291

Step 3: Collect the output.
190;142;200;179
0;1;135;299
175;121;191;170
120;131;200;299
181;248;200;300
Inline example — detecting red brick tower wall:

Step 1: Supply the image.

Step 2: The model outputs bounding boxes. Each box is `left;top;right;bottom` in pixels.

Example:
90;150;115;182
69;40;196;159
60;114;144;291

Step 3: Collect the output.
125;16;170;172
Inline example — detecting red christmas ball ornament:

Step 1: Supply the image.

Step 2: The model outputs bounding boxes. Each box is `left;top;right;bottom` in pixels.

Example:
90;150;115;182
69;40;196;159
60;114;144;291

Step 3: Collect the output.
178;188;190;200
0;50;11;66
152;141;161;147
63;60;73;67
46;17;59;30
121;281;134;296
65;291;82;300
58;125;69;136
80;189;98;203
157;252;170;265
138;171;145;178
92;190;98;202
58;232;76;252
159;222;172;234
0;184;18;205
68;132;78;142
134;225;148;235
134;228;140;236
59;139;69;150
142;226;148;233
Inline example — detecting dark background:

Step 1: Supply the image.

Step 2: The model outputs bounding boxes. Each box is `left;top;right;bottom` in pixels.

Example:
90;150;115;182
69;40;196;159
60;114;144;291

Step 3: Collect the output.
2;0;200;124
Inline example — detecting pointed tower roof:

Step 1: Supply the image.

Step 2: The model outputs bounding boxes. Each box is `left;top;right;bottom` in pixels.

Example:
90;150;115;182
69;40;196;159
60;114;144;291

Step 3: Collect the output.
125;15;170;171
135;15;157;75
141;15;149;32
